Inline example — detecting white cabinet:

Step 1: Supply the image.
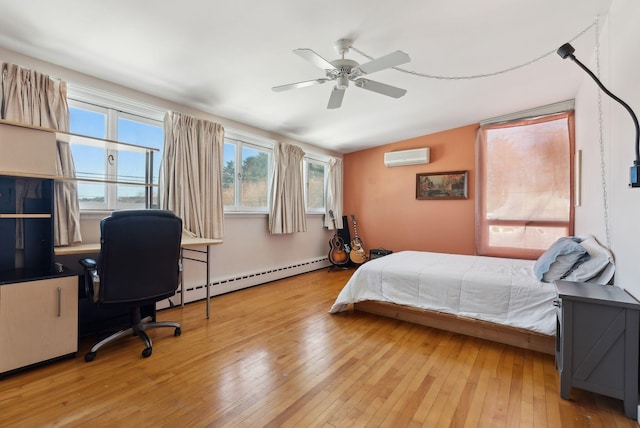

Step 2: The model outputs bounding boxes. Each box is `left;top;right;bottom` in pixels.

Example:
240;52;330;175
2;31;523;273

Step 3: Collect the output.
0;121;82;374
0;276;78;373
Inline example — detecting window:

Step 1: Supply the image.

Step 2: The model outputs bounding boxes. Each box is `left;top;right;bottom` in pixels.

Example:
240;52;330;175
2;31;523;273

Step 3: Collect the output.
68;99;163;211
222;136;327;213
68;87;325;216
223;137;271;211
476;111;575;259
305;159;326;212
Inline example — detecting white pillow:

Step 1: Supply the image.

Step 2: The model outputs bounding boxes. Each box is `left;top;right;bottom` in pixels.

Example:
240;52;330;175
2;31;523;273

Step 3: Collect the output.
562;234;615;284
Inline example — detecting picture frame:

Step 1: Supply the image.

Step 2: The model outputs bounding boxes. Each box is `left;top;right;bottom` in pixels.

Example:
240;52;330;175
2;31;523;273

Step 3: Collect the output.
416;170;468;200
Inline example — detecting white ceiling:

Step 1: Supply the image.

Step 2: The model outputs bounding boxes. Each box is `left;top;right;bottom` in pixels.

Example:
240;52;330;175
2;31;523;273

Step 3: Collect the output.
0;0;611;153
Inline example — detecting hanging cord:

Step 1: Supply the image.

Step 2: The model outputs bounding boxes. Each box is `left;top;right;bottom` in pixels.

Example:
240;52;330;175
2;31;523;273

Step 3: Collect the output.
350;21;598;80
593;17;611;247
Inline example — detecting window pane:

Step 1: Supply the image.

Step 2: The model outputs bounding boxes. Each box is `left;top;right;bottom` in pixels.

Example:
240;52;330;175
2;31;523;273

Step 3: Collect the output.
240;146;268;208
76;183;106;206
69;106;107;207
307;161;325;209
69;107;106;139
116;184;147;208
223;142;236;206
117;117;163;184
117;117;162;209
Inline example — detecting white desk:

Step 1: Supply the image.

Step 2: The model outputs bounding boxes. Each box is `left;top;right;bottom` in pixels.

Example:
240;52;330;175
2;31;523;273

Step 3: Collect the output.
179;237;223;319
55;237;223;319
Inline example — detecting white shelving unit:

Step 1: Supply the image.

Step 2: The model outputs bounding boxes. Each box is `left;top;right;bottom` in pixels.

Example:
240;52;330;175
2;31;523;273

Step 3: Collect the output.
0;119;157;374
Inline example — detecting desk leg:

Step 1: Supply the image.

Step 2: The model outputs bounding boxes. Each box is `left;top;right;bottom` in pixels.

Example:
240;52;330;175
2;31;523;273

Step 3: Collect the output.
180;247;185;307
206;245;210;319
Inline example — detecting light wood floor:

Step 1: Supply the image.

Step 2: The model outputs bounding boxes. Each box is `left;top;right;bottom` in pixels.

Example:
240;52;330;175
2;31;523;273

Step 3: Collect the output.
0;268;637;427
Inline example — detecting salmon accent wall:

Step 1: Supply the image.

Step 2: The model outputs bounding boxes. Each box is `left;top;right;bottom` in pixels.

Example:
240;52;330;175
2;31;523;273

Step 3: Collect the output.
343;123;478;255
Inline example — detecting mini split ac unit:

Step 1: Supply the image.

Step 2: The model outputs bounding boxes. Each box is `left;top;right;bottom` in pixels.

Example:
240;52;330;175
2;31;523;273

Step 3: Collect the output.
383;148;430;167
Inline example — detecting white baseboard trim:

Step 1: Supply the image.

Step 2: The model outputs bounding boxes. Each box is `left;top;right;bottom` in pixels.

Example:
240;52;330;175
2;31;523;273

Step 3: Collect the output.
157;256;332;310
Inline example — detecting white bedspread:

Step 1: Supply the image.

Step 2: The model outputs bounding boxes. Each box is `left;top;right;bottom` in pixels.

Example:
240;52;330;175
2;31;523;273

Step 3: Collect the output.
329;251;557;335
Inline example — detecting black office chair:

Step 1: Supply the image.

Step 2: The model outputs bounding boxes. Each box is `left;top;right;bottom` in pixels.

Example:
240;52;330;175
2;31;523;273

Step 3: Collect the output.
79;210;183;361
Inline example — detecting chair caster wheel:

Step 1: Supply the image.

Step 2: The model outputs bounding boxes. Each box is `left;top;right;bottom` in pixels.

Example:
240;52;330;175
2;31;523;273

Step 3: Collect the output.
85;352;96;362
142;347;152;358
174;327;182;336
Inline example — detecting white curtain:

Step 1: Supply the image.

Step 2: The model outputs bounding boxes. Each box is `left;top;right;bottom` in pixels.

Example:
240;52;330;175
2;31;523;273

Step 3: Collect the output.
1;62;82;246
159;111;224;239
269;142;306;234
324;157;343;229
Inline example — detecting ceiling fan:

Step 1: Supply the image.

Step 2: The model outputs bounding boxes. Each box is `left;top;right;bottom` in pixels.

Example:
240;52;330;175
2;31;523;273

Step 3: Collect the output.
272;39;411;109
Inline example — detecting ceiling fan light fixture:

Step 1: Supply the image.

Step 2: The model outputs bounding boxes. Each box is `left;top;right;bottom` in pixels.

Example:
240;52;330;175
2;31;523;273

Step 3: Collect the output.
336;75;349;90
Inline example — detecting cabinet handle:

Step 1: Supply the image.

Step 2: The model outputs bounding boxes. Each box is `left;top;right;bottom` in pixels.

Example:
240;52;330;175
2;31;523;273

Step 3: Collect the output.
57;287;62;317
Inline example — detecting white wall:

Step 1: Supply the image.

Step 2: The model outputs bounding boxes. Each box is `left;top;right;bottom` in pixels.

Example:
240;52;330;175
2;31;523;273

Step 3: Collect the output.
0;47;338;294
574;0;640;297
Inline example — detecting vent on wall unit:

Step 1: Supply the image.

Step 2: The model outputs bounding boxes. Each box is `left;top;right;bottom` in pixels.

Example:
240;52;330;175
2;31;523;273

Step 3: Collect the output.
383;148;430;167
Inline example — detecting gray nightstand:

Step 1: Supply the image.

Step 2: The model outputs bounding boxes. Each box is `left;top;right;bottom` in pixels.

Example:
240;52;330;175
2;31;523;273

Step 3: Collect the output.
555;280;640;419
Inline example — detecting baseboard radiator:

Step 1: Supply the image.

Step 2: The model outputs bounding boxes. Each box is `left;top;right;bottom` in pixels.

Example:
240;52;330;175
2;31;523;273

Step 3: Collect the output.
158;256;332;309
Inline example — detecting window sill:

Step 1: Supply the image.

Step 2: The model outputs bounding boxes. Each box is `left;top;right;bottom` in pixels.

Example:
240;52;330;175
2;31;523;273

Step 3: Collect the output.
79;210;112;220
81;210;325;220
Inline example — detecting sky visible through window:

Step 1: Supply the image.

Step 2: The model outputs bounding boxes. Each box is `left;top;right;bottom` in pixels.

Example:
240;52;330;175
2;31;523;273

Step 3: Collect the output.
69;107;163;205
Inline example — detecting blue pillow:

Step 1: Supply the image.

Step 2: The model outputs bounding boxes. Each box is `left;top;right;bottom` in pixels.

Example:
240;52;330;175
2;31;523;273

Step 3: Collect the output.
533;237;587;281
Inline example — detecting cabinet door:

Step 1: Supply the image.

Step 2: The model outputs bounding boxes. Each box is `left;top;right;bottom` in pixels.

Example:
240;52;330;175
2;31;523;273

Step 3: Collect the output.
0;276;78;373
0;122;58;177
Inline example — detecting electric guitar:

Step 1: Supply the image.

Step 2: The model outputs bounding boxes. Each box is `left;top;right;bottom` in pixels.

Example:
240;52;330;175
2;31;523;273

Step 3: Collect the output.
349;215;367;264
328;210;348;266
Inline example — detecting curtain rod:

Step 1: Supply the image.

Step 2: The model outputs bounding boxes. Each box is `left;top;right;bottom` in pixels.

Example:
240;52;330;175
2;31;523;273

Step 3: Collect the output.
480;99;575;126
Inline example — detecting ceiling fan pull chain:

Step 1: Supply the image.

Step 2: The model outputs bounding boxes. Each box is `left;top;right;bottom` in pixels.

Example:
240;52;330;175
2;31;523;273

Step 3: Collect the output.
594;15;611;248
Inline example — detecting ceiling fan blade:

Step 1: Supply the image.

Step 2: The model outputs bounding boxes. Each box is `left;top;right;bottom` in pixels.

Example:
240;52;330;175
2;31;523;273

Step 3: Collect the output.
355;78;407;98
356;51;410;75
293;48;337;71
272;78;329;92
327;87;345;109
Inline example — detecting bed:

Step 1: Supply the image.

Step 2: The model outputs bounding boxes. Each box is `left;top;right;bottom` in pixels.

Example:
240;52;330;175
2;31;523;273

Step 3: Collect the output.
329;235;615;355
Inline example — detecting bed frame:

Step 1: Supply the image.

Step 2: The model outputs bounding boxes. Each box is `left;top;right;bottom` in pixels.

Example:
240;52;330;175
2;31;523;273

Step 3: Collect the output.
353;300;555;355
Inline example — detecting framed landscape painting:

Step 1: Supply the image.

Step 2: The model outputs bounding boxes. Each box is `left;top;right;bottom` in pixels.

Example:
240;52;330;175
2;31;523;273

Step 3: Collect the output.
416;170;468;200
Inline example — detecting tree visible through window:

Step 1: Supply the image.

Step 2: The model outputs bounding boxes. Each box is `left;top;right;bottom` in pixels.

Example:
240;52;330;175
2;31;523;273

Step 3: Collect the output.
223;139;270;210
476;111;575;259
306;160;325;211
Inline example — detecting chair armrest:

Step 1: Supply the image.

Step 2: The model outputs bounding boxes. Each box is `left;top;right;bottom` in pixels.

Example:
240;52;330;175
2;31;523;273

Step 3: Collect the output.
79;258;96;270
79;258;99;302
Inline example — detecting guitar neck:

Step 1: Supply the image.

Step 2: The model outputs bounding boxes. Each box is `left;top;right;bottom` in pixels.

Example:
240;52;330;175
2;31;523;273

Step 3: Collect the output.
348;215;367;263
351;216;360;239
